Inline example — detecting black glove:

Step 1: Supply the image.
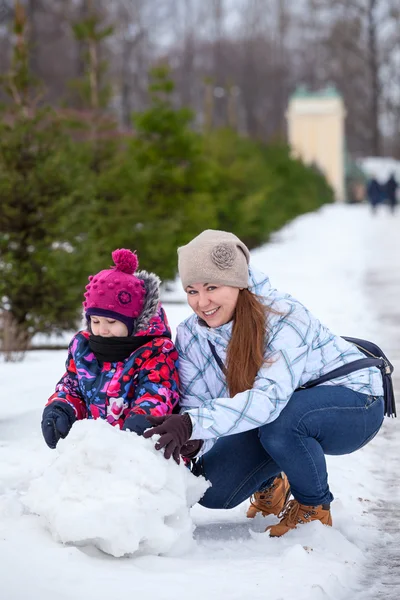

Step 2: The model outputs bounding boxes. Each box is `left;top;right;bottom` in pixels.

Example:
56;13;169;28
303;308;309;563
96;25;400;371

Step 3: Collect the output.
122;413;152;436
180;439;204;460
41;402;76;449
143;413;193;464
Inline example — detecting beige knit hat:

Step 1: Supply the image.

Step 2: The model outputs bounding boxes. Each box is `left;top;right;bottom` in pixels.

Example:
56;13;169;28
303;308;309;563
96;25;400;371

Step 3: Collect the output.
178;230;250;289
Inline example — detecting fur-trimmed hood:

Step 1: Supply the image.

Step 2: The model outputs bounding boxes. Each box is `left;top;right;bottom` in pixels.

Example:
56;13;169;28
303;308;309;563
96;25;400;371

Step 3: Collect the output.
133;270;171;338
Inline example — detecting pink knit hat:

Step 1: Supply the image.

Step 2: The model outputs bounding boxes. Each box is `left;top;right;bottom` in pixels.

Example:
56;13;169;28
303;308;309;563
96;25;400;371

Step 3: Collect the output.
83;249;146;335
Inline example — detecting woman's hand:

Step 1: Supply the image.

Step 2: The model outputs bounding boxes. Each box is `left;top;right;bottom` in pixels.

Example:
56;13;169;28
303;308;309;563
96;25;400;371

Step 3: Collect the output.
180;439;203;459
143;413;192;464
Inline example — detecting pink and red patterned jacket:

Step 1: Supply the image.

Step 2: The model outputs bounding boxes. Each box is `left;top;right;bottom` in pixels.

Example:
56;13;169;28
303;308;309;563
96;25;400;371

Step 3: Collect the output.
46;305;180;428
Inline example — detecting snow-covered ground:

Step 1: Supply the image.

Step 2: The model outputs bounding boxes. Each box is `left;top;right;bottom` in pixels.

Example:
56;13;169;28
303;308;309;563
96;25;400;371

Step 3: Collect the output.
1;204;399;600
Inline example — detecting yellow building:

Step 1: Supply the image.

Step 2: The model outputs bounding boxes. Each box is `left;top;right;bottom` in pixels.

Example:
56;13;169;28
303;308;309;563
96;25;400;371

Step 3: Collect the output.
286;86;346;202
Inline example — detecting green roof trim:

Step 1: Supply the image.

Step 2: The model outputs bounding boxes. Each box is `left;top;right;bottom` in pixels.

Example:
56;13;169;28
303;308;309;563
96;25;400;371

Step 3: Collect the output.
291;84;341;100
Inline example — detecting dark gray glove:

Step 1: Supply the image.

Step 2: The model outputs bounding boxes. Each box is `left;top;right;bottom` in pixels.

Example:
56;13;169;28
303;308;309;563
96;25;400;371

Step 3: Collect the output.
122;413;152;436
41;402;76;449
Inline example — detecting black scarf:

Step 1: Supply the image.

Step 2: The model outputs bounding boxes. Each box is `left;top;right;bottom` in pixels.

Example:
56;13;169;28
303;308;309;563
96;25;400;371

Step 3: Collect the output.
89;334;170;363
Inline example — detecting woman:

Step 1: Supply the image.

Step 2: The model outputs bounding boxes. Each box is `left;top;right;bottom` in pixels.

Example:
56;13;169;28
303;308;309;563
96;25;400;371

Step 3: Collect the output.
144;230;384;537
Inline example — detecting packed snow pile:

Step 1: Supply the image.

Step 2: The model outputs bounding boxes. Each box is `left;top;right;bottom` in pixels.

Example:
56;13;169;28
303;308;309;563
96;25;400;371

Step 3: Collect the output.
22;419;209;558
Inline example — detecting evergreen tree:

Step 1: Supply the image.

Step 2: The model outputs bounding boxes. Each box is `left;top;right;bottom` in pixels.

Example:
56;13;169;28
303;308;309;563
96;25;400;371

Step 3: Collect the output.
66;4;117;173
205;128;333;249
0;4;95;349
88;66;217;281
70;12;113;112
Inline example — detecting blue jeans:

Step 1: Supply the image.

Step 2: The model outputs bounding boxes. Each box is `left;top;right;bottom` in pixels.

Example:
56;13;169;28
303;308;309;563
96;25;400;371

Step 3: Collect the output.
194;386;384;508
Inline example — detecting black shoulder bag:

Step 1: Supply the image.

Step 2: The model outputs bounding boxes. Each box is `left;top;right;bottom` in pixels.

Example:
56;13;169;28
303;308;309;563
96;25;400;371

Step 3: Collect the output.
208;337;396;418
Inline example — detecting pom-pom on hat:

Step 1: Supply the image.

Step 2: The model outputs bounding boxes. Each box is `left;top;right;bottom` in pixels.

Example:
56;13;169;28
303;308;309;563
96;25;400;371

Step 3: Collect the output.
83;249;146;335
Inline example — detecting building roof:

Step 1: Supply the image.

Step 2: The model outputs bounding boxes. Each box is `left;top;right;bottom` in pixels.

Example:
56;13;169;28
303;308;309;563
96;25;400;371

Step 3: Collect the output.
291;84;341;100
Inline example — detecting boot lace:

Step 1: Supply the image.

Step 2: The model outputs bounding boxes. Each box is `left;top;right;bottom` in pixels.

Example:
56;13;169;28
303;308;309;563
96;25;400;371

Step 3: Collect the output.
249;482;278;511
277;499;317;527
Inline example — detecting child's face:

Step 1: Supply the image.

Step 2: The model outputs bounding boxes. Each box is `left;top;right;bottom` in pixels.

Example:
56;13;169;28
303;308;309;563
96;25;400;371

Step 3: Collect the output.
90;316;128;337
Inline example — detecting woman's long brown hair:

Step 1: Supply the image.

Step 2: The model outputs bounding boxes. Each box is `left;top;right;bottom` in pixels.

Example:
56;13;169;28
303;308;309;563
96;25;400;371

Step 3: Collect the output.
226;289;271;397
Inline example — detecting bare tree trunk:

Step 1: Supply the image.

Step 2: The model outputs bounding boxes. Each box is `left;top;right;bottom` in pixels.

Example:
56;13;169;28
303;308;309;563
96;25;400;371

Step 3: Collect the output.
120;30;145;127
275;0;290;139
0;310;30;362
180;0;195;107
211;0;227;127
120;37;133;127
203;78;214;132
367;0;381;155
25;0;40;76
76;0;89;78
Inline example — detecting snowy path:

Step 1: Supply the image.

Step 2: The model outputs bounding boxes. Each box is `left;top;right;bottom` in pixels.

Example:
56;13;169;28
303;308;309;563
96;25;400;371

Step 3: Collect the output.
1;204;400;600
358;211;400;599
362;424;400;599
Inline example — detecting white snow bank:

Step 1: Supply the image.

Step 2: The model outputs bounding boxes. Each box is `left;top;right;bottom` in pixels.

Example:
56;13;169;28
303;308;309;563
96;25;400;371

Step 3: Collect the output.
22;419;209;557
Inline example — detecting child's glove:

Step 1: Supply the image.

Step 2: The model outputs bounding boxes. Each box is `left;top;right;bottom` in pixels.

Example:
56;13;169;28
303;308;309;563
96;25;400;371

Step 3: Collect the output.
122;413;152;436
143;413;193;464
41;402;76;449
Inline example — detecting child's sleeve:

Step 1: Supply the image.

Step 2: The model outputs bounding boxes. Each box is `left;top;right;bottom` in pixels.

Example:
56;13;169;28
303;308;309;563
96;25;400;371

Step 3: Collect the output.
126;337;180;417
45;338;88;420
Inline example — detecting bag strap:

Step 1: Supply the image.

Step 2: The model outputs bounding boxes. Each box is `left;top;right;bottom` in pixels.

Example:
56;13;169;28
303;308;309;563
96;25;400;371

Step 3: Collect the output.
208;341;384;383
297;357;384;390
208;340;227;375
207;338;396;417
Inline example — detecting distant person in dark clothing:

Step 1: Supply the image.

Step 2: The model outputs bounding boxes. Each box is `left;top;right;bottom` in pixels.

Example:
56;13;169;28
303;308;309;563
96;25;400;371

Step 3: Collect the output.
384;174;398;214
367;178;383;214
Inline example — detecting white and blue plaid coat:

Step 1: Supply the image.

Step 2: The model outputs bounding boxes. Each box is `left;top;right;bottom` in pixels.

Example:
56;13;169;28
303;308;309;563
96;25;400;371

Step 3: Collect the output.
175;267;383;456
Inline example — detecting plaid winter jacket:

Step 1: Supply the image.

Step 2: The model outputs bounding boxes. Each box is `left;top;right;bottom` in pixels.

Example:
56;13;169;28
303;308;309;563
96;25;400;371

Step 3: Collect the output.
176;267;383;455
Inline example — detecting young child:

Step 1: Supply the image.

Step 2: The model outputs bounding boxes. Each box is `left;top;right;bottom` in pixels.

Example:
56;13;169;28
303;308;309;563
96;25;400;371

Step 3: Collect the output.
41;248;180;449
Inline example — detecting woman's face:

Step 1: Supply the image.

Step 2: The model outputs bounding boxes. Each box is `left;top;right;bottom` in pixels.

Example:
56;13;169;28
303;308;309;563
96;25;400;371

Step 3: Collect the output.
90;316;128;337
186;283;240;327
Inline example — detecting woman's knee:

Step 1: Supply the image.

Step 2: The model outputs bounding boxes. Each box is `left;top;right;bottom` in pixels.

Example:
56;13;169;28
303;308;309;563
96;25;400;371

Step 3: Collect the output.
191;462;237;508
198;487;240;509
259;408;299;453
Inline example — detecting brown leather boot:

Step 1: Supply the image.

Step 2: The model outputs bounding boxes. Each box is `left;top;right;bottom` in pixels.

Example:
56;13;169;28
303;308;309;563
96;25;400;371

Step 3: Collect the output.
246;474;291;518
266;499;332;537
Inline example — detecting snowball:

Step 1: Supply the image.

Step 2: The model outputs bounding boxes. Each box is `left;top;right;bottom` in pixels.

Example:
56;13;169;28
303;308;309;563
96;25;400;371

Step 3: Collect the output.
22;419;209;557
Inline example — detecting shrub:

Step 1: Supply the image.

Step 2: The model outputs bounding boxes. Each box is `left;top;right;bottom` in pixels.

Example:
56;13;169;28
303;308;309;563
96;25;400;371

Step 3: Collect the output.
85;67;218;281
0;111;96;341
204;128;334;249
